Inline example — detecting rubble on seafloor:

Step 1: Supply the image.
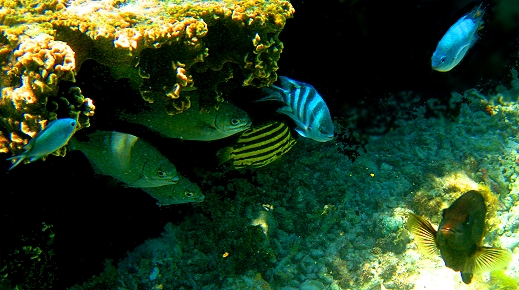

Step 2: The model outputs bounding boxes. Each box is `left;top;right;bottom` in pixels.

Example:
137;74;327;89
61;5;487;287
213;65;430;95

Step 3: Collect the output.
68;74;519;289
0;0;294;159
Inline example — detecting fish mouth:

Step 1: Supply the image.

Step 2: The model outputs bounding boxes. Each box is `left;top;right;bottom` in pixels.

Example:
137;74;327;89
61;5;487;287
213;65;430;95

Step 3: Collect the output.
243;120;252;129
188;192;205;202
440;227;459;235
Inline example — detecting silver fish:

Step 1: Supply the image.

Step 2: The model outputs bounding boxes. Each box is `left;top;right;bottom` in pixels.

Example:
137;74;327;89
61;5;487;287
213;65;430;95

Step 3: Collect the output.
69;131;179;188
259;76;334;142
7;118;77;170
141;177;204;205
122;94;252;141
432;4;485;72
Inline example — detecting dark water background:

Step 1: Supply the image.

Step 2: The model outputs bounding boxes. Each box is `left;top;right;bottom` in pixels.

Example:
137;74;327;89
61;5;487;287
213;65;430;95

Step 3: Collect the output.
1;0;518;288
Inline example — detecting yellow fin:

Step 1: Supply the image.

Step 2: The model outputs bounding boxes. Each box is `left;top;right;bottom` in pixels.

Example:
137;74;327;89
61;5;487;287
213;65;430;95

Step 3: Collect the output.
407;212;438;257
472;247;512;274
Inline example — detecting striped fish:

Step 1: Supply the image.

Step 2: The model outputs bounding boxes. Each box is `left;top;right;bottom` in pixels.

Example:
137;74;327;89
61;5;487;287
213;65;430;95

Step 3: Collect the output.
259;76;334;142
218;121;297;169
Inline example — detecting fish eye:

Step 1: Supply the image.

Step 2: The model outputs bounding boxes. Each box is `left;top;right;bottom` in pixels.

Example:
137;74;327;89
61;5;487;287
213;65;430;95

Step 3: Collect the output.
185;191;194;197
70;121;77;127
440;56;446;63
157;170;167;178
230;118;240;126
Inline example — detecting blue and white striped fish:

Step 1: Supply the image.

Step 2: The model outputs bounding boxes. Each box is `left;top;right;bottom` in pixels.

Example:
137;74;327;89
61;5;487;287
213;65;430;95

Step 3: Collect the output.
259;76;334;142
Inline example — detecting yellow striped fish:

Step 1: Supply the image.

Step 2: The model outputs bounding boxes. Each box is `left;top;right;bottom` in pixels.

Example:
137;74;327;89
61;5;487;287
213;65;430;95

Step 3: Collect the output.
218;121;297;169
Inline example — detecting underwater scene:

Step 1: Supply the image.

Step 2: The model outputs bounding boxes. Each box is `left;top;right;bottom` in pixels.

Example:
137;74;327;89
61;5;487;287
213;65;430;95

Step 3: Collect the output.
1;0;519;289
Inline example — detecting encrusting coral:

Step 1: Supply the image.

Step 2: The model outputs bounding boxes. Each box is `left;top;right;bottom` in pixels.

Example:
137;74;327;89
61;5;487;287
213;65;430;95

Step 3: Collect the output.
0;0;294;159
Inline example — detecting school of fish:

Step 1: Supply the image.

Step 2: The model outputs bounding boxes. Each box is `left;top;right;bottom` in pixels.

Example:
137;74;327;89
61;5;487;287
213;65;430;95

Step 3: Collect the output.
5;76;334;204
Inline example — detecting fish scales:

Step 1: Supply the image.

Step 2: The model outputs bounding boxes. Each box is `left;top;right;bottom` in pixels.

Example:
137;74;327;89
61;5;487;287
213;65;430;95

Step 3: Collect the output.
232;124;294;164
69;131;179;188
233;130;293;162
234;122;289;150
7;118;77;170
219;121;296;169
407;190;512;284
432;4;485;72
259;76;334;142
120;93;251;141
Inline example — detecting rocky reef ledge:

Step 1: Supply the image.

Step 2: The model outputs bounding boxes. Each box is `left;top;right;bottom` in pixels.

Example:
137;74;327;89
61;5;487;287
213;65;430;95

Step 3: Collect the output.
0;0;294;158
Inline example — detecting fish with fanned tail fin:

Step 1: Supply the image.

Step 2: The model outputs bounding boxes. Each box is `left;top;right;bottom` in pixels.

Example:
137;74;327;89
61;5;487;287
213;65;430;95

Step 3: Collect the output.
407;190;512;284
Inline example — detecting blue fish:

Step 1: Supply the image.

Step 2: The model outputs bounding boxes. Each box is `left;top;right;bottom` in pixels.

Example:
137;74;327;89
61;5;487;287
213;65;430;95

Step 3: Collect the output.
432;4;485;72
259;76;334;142
7;118;77;170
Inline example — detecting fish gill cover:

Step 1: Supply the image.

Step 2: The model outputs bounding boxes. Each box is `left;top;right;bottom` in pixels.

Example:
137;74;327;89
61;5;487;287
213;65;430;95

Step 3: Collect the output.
1;0;519;289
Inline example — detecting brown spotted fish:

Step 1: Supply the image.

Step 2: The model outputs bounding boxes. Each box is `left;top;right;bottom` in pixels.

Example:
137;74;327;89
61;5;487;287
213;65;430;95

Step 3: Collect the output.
407;190;512;284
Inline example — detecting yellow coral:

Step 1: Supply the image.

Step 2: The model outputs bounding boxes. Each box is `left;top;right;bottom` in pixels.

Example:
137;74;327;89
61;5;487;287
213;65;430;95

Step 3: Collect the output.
0;0;294;155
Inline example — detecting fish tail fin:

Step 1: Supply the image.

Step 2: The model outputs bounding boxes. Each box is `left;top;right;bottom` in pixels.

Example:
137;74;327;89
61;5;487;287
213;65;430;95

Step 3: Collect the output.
67;136;79;151
6;154;26;171
216;146;234;165
471;3;486;25
471;246;512;274
406;212;439;257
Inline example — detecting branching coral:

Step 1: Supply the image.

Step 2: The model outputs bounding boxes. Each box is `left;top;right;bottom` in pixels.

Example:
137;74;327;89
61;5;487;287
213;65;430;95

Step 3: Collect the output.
0;0;294;157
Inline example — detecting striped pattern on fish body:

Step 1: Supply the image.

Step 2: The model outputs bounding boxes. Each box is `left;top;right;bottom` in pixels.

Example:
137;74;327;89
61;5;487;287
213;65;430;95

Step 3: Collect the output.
260;76;334;142
218;121;296;169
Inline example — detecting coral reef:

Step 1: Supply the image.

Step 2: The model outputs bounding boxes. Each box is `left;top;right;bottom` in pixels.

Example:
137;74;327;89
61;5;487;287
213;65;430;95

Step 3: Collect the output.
0;0;294;158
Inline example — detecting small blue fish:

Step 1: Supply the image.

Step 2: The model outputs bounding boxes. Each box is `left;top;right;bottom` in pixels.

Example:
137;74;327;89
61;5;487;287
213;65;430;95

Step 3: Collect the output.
259;76;334;142
432;4;485;72
7;118;77;170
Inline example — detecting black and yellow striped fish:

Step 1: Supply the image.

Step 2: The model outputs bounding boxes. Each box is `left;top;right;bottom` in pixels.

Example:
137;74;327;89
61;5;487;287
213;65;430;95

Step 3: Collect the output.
217;121;297;169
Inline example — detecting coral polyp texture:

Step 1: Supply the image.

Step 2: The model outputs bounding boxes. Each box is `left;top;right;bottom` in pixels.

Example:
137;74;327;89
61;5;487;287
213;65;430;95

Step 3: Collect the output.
0;0;294;156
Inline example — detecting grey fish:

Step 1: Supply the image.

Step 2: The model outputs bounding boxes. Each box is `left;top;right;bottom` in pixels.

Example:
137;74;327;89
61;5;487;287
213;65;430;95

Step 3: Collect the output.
259;76;334;142
7;118;77;171
432;4;485;72
69;131;179;188
122;94;252;141
141;177;204;205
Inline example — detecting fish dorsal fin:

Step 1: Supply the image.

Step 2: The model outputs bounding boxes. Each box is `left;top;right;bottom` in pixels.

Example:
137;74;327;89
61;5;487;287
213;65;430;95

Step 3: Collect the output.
407;213;439;257
110;131;138;169
471;247;512;274
22;137;36;151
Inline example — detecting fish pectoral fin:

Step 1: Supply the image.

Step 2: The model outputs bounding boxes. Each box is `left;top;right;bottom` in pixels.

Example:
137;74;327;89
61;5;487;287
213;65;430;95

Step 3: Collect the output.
471;246;512;274
257;93;285;104
6;155;26;171
294;128;308;138
406;212;439;257
216;147;233;165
